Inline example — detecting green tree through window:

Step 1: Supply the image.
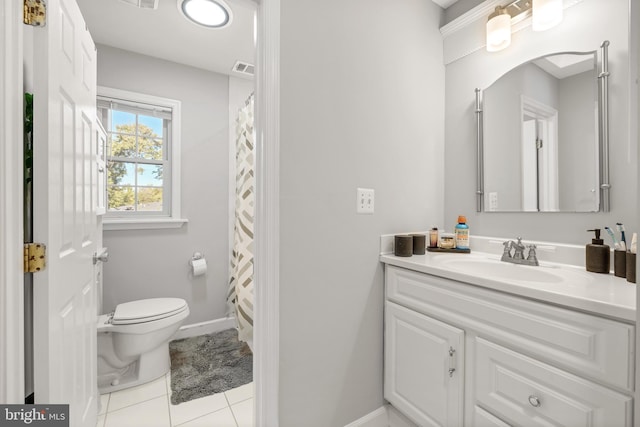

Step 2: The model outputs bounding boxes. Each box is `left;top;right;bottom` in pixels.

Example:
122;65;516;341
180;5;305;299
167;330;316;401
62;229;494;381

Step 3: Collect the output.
99;103;170;214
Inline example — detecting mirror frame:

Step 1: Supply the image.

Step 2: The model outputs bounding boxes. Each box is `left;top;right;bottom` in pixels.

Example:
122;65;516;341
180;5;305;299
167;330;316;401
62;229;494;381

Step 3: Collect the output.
475;40;611;213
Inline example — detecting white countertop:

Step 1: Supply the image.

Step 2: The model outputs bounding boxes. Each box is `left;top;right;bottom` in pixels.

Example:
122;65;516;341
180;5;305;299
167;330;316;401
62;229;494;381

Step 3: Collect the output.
380;251;636;322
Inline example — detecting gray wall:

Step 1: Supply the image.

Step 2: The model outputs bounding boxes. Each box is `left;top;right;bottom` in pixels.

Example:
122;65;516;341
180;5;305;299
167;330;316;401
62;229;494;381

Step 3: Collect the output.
97;45;232;324
444;0;636;245
557;70;599;211
278;0;444;425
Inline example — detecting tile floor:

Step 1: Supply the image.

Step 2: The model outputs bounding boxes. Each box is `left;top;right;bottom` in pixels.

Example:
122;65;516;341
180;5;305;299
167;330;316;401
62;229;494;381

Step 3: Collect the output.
96;375;253;427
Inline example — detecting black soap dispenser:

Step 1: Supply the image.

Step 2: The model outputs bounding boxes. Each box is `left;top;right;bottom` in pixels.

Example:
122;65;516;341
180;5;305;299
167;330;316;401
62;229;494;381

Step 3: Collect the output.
586;229;610;274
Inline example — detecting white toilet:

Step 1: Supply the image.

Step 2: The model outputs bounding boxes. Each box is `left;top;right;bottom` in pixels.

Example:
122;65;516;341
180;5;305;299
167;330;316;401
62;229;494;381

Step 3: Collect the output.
97;297;189;394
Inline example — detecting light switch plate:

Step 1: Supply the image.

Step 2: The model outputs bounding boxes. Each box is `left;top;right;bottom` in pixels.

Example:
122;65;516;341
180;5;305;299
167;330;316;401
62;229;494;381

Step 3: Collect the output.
357;188;374;214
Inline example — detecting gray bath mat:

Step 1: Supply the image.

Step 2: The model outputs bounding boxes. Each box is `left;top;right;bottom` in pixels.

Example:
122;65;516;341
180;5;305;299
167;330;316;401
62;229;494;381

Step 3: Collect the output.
169;328;252;405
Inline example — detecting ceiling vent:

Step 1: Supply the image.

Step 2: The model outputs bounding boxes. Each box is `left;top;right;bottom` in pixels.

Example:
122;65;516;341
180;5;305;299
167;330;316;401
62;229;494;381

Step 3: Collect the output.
232;61;255;77
119;0;159;10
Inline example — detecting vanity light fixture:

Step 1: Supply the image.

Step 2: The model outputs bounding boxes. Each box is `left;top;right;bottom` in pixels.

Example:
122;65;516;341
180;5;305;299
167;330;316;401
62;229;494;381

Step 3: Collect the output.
486;0;563;52
179;0;232;28
486;6;512;52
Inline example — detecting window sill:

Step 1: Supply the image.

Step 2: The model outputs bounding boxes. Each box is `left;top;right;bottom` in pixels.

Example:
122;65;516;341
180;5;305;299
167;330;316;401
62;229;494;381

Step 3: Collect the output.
103;218;189;231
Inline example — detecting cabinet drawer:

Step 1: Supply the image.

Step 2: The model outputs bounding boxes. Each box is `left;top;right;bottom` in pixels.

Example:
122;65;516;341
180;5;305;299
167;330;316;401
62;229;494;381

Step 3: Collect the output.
386;265;635;391
475;338;632;427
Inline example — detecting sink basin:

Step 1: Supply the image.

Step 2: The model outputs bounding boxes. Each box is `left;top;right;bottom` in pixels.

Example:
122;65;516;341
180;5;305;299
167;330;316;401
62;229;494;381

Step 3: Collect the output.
436;256;564;283
426;253;599;285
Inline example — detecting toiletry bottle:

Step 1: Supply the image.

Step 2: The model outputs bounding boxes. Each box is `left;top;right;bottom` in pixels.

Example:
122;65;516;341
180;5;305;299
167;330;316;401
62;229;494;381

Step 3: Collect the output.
586;229;610;274
455;216;469;250
429;227;439;248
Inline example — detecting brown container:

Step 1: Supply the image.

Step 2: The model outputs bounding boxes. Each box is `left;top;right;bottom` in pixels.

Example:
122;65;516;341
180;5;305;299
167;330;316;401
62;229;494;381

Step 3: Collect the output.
429;228;439;248
394;235;413;257
585;243;610;274
626;252;636;284
614;249;626;278
411;234;426;255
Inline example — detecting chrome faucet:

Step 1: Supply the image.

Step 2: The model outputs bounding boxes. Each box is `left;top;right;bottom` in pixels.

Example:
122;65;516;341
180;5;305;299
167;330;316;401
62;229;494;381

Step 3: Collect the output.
501;237;539;266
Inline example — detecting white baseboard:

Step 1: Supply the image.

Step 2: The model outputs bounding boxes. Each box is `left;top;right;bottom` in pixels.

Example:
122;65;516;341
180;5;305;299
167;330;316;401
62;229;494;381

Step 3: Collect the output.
344;406;388;427
174;316;237;340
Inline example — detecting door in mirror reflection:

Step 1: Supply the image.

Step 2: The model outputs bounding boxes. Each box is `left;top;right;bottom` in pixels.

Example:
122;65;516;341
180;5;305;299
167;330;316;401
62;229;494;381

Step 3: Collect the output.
483;51;599;212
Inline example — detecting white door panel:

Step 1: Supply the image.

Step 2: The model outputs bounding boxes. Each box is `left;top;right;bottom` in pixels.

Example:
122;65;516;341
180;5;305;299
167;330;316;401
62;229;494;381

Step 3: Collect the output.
385;301;465;427
32;0;99;425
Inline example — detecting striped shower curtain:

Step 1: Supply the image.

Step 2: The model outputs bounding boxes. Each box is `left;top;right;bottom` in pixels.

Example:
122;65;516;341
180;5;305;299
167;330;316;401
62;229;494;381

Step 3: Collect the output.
227;93;255;343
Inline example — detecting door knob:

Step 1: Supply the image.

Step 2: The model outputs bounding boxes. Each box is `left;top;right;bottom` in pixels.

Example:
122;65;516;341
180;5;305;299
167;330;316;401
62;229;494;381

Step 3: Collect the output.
93;249;109;265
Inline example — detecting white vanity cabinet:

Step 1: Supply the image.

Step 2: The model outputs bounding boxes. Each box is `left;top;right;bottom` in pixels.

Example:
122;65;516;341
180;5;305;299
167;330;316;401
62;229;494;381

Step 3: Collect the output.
383;264;635;427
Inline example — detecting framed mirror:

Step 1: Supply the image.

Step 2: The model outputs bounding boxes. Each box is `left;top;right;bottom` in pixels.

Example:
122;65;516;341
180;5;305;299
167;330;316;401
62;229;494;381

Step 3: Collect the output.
475;41;610;213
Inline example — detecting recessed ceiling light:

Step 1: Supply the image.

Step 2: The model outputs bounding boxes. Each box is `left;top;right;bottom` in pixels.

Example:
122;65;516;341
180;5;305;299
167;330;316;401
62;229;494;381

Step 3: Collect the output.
179;0;232;28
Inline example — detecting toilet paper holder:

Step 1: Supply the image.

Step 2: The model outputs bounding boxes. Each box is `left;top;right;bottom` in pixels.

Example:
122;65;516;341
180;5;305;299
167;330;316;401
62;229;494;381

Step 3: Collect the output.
189;252;208;277
191;252;204;262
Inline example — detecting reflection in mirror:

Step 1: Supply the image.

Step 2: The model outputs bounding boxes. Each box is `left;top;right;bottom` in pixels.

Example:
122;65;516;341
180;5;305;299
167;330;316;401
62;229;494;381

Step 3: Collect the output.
478;46;608;213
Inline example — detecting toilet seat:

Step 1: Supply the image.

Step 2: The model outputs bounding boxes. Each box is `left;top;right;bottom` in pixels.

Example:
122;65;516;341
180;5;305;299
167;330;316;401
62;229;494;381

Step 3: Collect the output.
113;298;188;325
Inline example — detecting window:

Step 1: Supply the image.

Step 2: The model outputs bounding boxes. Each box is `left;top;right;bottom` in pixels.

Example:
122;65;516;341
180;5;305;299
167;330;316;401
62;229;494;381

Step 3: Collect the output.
97;87;186;230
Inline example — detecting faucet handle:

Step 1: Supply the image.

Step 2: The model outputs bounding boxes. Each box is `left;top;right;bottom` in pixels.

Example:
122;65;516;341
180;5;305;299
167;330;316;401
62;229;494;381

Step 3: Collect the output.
501;240;513;260
526;244;539;265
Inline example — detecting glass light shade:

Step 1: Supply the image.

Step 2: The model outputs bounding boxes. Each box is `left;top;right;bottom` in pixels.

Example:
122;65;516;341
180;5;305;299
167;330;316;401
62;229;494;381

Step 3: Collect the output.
181;0;230;28
532;0;563;32
486;13;511;52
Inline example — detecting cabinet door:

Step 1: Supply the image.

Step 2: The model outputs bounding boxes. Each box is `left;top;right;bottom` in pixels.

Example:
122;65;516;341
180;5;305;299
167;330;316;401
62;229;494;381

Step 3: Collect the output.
385;301;464;427
475;338;632;427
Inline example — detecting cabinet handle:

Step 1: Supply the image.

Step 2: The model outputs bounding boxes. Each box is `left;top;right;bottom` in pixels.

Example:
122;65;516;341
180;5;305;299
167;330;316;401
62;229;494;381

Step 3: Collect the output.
448;347;456;377
528;395;541;408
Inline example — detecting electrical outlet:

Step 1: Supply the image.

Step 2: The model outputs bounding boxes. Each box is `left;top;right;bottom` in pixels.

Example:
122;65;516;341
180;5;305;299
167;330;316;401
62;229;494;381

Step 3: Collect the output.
489;192;498;211
357;188;374;214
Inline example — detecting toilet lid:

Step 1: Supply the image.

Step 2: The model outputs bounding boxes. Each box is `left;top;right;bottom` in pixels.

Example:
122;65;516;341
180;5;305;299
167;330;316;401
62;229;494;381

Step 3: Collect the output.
112;298;188;325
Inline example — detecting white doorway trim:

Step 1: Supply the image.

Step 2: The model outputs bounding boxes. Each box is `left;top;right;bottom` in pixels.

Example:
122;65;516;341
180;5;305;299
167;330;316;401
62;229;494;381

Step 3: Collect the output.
253;0;280;425
0;0;25;404
1;0;282;418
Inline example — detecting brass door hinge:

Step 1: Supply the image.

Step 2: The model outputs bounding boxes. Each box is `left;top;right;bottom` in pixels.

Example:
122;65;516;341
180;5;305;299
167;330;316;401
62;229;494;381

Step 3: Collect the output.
24;0;46;27
24;243;46;273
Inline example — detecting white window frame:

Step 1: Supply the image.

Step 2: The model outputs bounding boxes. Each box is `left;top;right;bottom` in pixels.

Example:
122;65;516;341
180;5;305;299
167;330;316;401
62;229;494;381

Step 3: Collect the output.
98;86;187;230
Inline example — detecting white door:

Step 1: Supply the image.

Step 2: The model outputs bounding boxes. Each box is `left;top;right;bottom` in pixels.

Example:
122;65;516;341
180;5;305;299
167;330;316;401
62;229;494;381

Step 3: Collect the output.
521;119;538;211
385;301;465;427
32;0;99;425
536;119;559;212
